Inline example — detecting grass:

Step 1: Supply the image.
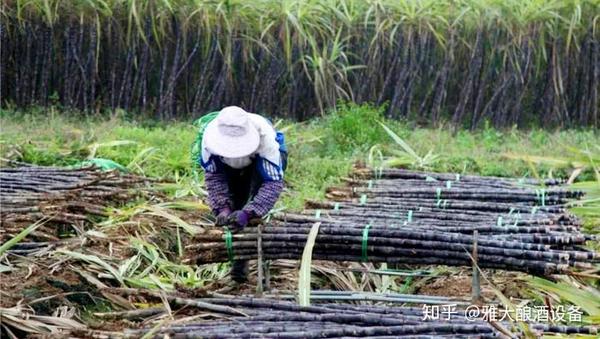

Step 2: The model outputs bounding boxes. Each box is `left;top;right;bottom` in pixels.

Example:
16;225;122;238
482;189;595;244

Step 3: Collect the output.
1;104;599;211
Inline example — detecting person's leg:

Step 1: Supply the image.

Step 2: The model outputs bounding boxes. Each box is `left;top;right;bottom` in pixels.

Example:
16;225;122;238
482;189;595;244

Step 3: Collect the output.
224;166;252;283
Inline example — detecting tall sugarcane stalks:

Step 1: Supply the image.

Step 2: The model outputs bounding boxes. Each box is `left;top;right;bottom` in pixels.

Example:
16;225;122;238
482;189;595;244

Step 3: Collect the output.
3;2;599;127
0;165;155;242
187;168;596;276
83;293;597;338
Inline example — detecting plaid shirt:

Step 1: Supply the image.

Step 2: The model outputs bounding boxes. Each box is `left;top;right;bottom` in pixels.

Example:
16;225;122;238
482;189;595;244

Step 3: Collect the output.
200;114;285;217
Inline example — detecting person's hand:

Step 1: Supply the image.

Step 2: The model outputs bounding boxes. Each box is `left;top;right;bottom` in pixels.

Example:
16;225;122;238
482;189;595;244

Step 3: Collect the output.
228;210;251;231
215;207;232;226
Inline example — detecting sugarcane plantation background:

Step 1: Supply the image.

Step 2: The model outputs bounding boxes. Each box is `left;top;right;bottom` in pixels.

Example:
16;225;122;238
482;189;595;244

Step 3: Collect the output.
2;0;598;127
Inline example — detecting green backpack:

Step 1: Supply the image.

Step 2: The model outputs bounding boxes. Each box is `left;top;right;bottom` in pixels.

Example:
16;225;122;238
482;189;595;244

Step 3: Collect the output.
191;111;219;179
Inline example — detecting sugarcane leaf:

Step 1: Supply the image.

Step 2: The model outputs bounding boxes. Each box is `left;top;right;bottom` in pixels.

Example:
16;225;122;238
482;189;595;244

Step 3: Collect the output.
127;147;158;172
87;140;137;158
378;122;419;159
56;249;124;285
0;217;49;257
298;222;321;307
0;264;15;273
528;277;600;316
144;205;203;235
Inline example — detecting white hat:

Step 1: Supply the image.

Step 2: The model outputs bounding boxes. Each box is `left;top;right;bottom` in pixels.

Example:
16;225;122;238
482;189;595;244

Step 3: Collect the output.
204;106;260;158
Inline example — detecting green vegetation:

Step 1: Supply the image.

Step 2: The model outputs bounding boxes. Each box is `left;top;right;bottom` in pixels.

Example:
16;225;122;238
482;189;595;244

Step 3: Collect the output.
2;0;598;126
2;104;599;211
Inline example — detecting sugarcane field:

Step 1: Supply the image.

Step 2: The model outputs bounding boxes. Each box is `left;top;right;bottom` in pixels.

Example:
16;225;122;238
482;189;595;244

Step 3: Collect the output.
1;1;600;338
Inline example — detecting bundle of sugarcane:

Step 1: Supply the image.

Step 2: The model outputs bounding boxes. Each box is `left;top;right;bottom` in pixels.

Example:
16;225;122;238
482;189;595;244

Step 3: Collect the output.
279;213;590;249
327;185;581;204
186;167;595;275
352;168;565;187
340;168;578;212
295;204;589;246
0;165;154;242
314;168;588;247
187;222;596;276
86;295;597;338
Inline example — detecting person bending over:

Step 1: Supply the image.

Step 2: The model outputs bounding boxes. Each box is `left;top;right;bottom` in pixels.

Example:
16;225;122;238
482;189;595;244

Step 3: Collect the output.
199;106;287;283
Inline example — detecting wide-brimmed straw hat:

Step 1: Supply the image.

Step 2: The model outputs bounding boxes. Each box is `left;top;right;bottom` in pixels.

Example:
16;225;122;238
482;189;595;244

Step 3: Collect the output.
204;106;260;158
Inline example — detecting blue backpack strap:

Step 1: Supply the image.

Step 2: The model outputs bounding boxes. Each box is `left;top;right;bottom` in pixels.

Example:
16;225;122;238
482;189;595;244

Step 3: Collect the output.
276;131;287;154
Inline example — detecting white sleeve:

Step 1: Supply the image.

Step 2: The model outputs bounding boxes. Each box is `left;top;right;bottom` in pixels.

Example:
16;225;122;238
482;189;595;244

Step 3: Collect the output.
249;114;282;166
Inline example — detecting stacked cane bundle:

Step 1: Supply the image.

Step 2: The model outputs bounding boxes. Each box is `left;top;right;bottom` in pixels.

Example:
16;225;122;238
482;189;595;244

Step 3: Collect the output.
0;165;154;242
87;295;597;338
188;168;596;276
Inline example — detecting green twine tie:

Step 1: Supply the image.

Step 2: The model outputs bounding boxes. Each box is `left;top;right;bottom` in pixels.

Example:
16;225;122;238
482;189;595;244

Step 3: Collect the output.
223;227;234;262
535;189;546;206
455;173;460;182
360;194;368;205
436;187;442;202
531;206;538;215
497;216;503;227
368;180;373;189
333;202;340;211
446;180;452;189
375;166;383;180
315;209;321;218
361;223;372;262
407;210;413;223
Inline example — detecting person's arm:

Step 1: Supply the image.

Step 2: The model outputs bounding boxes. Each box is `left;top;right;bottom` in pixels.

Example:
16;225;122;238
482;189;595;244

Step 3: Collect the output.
200;147;231;215
243;180;284;217
204;171;231;214
231;115;285;223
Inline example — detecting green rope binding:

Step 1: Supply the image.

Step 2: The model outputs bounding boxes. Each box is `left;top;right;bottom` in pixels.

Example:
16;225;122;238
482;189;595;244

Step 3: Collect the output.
455;173;460;182
540;189;546;207
436;199;448;208
531;206;538;215
360;194;368;205
314;209;321;218
333;202;340;211
436;187;442;203
375;166;383;180
223;227;234;262
497;216;503;227
446;180;452;189
368;180;373;189
535;189;546;206
407;210;413;223
361;223;372;262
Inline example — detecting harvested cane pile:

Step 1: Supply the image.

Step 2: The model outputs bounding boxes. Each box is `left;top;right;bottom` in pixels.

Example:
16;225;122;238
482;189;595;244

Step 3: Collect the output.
0;165;155;242
87;294;597;338
188;168;597;276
